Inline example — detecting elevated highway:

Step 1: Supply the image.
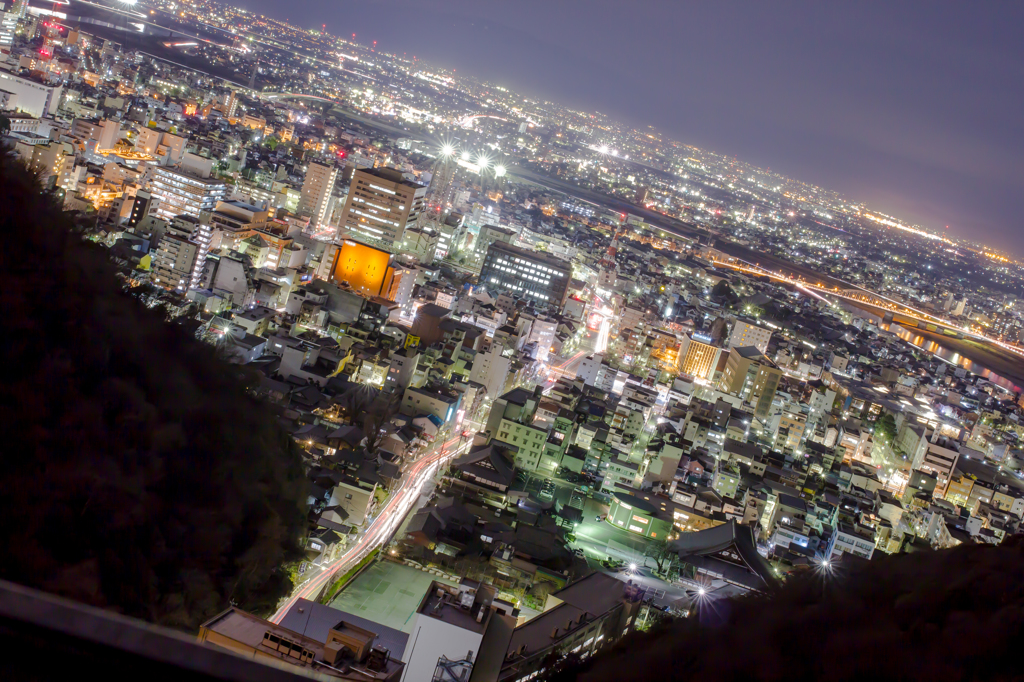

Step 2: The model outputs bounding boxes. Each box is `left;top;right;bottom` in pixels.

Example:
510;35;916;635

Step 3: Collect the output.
710;258;1024;360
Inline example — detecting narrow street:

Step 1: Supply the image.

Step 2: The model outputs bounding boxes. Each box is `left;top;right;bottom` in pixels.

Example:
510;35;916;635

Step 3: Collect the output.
269;433;474;623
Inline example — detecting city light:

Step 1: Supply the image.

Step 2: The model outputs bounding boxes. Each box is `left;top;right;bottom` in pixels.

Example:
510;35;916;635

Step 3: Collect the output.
21;6;1024;665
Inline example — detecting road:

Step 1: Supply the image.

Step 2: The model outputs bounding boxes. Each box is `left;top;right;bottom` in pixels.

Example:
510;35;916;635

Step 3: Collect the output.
709;257;1024;368
543;323;605;388
269;433;472;623
571;506;691;609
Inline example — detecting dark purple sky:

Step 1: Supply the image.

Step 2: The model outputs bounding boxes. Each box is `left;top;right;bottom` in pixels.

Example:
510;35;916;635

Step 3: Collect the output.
243;0;1024;255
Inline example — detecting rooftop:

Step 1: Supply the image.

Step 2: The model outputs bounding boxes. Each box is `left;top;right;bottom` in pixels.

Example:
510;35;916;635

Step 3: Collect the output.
416;582;491;634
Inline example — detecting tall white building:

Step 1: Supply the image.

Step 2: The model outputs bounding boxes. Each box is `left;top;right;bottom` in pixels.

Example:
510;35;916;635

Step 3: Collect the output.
338;167;427;248
0;70;63;118
469;346;512;400
0;8;18;48
152;216;212;292
728;320;772;354
297;161;337;228
149;167;227;222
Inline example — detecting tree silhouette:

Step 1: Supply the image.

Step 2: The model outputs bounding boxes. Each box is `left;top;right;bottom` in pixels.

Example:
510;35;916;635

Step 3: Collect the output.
0;152;307;631
875;413;898;445
363;392;402;454
644;536;676;574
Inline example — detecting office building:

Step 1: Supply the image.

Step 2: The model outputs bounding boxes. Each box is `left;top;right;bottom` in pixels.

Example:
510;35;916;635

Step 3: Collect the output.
912;434;961;496
751;364;783;420
338;167;427;247
0;9;17;49
149;167;227;222
298;161;338;228
728;320;772;353
0;70;63;117
329;239;412;302
678;333;722;382
719;346;770;397
385;348;420;392
433;212;463;260
469;346;512;401
479;241;571;306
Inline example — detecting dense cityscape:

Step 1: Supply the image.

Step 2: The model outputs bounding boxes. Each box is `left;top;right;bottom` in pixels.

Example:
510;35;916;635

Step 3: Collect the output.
2;0;1024;680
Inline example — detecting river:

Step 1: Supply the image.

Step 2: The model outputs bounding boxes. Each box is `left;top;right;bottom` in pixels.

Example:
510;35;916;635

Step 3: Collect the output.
885;324;1022;394
847;304;1024;394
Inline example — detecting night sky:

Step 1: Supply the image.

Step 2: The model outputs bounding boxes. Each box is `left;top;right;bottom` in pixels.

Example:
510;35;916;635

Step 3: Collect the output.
242;0;1024;256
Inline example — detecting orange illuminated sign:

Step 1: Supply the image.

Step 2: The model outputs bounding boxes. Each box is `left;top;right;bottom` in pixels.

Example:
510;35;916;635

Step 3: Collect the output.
330;240;395;298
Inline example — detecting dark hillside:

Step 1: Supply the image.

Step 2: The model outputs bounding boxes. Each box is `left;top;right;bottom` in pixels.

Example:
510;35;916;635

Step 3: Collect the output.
0;153;307;631
551;538;1024;682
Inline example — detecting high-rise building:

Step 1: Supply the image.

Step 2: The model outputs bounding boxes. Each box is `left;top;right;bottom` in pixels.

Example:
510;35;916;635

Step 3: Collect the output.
678;333;722;382
719;346;769;396
151;215;211;290
338;167;426;247
0;8;18;48
479;241;571;307
297;162;338;229
149;167;227;222
751;365;783;420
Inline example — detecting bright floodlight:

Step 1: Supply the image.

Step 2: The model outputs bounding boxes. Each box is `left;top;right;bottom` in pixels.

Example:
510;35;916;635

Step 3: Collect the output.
476;154;491;170
697;587;706;596
628;563;637;571
121;0;138;4
441;143;455;158
460;150;471;161
494;164;506;177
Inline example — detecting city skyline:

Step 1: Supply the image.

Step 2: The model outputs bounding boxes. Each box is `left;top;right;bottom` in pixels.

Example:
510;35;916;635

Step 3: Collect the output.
4;2;1024;680
243;0;1024;257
